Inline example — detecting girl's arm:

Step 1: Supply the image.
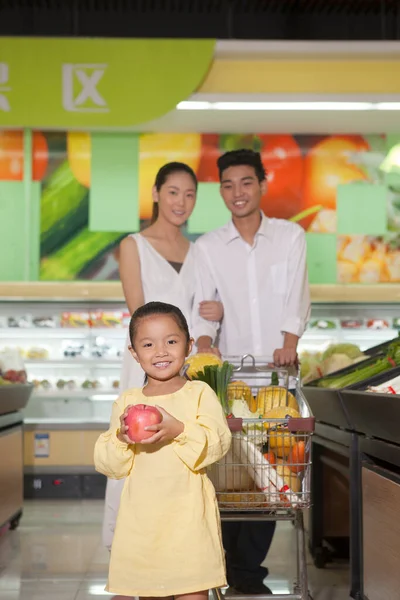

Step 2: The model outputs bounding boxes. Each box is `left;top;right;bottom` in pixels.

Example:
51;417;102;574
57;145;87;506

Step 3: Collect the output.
94;398;135;479
172;383;232;472
119;235;145;314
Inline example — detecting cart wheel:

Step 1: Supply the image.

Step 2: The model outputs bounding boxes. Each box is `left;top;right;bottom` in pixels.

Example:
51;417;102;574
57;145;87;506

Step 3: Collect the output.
312;546;330;569
9;515;21;531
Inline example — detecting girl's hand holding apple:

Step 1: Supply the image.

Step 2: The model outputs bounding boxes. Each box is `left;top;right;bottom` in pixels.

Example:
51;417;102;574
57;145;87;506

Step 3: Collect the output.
117;405;135;444
141;406;184;445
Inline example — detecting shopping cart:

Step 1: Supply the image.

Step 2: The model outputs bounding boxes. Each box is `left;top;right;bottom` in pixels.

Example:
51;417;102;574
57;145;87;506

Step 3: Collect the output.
208;355;315;600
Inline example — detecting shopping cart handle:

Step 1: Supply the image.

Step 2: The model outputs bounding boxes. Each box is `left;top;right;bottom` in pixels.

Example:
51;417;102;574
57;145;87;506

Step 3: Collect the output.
288;417;315;433
227;417;243;432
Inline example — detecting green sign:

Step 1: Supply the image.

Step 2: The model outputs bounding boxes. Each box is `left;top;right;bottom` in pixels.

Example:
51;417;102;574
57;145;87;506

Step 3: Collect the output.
0;37;215;128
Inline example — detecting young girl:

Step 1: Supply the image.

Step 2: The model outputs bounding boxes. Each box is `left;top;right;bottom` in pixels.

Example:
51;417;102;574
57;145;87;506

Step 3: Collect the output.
103;162;223;555
94;301;232;599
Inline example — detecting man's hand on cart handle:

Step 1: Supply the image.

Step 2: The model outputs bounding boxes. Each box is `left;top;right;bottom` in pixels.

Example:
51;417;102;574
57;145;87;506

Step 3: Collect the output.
272;347;299;368
196;335;222;358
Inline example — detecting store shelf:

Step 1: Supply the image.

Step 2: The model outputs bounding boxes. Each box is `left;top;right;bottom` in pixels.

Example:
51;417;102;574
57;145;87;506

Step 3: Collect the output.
25;358;121;366
32;390;118;399
0;282;125;301
0;328;126;339
23;417;109;427
3;281;400;303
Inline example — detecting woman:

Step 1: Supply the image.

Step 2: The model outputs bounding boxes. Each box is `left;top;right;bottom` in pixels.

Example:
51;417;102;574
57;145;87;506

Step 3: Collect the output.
103;162;223;561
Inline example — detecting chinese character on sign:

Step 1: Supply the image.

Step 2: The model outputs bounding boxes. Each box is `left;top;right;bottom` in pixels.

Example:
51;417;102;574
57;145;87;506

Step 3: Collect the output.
0;63;11;112
62;63;109;113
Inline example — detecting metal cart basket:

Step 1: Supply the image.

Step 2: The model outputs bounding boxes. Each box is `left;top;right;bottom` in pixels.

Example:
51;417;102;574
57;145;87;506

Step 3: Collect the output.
208;355;315;600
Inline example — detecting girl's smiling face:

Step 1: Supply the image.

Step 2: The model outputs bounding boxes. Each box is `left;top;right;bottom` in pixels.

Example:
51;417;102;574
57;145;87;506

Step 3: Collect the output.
130;313;193;382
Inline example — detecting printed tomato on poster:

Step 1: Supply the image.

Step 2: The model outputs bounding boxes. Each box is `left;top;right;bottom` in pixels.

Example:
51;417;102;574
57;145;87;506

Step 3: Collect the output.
258;135;304;220
0;130;48;181
197;134;220;182
301;135;370;229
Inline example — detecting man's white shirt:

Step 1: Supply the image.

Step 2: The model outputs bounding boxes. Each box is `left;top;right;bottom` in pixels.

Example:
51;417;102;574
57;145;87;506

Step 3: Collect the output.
191;212;311;362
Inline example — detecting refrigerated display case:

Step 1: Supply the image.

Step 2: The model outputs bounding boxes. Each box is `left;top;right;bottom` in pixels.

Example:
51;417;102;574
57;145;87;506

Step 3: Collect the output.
301;337;400;600
0;385;33;531
0;299;127;499
1;285;400;499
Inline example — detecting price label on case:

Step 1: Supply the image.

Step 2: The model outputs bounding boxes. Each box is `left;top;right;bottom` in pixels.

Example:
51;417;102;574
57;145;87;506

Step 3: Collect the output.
34;433;49;458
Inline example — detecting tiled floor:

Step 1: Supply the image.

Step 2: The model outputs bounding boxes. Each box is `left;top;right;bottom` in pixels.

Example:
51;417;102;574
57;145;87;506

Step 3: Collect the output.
0;501;350;599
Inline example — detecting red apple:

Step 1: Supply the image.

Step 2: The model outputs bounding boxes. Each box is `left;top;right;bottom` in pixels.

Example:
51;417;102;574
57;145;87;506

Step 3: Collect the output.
124;404;162;443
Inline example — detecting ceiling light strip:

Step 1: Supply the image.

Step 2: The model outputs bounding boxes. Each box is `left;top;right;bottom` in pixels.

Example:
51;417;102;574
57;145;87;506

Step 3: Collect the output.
177;101;400;111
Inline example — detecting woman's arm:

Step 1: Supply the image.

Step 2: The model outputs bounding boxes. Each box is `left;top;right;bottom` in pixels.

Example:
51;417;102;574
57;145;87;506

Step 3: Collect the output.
94;397;135;479
119;236;145;314
199;300;224;322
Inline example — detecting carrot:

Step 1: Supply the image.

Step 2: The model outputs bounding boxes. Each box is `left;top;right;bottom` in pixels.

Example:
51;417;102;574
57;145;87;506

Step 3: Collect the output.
287;441;307;474
263;451;277;467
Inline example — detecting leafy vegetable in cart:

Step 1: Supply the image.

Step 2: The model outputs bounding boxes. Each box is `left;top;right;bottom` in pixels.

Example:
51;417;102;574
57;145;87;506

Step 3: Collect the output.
189;361;234;415
227;380;254;411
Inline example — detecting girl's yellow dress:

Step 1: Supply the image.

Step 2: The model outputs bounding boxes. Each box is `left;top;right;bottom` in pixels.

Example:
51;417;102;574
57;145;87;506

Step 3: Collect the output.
94;380;232;597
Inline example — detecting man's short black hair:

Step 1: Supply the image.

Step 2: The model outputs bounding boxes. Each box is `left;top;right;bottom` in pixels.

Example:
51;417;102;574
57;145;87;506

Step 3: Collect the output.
217;149;267;183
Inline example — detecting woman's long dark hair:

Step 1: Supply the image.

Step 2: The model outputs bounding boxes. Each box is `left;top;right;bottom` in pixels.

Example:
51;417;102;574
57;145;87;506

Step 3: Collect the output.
151;162;198;224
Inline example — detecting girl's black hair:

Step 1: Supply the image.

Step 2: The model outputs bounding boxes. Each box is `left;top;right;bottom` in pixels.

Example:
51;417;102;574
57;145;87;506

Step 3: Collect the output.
151;162;198;224
129;301;190;349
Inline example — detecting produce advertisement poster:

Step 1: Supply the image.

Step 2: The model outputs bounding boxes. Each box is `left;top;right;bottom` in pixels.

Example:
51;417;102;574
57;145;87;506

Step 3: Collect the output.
1;130;400;283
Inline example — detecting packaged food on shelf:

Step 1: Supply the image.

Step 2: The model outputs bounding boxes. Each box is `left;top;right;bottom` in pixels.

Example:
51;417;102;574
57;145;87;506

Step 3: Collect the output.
90;311;124;328
309;319;337;330
26;346;50;360
122;312;130;327
62;342;87;358
61;312;90;328
91;341;113;358
8;315;32;328
366;318;390;329
0;347;27;384
32;316;59;328
56;378;77;390
340;319;364;329
81;379;101;390
31;377;54;390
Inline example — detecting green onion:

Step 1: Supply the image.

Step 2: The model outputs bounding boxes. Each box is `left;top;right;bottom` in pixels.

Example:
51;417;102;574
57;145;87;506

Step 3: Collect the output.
190;361;234;415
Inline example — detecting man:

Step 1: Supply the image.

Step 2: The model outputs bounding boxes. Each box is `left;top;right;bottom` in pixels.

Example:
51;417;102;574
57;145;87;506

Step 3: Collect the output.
192;149;310;595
